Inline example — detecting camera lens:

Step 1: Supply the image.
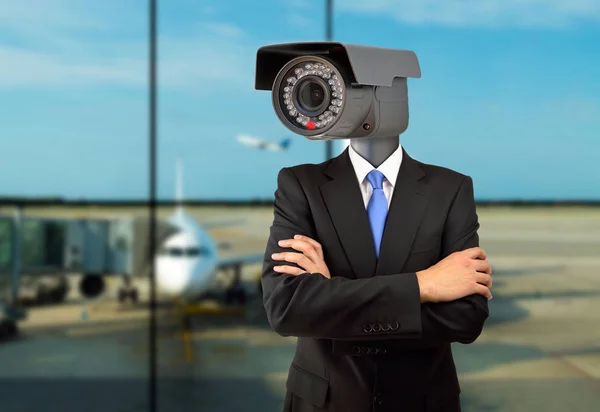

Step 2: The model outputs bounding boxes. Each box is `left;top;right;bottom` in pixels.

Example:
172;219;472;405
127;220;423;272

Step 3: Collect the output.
293;76;329;116
300;82;324;109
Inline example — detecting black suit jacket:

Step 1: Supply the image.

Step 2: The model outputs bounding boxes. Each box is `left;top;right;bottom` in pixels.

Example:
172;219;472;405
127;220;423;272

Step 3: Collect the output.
261;147;489;412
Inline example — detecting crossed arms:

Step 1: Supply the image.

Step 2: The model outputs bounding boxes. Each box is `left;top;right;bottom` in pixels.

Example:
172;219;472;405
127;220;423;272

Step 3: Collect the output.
261;167;492;346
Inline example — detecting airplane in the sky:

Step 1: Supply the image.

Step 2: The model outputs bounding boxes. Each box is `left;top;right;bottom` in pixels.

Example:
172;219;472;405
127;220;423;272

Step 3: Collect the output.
236;134;292;152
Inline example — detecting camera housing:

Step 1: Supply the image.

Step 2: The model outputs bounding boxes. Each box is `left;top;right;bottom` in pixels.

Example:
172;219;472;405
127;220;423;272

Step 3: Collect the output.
255;42;421;140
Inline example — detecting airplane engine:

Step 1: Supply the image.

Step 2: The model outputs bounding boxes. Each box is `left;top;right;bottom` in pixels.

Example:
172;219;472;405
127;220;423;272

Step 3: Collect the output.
79;274;106;298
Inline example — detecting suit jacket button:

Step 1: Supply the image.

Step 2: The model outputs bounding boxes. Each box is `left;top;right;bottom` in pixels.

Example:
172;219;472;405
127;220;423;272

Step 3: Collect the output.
380;348;387;354
351;345;361;355
374;393;383;404
361;346;369;355
381;323;390;332
363;324;373;333
372;323;382;332
367;347;376;355
389;321;399;331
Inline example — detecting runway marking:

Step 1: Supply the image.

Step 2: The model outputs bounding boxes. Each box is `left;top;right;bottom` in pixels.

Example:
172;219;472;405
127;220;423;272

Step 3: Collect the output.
559;354;600;380
65;321;149;337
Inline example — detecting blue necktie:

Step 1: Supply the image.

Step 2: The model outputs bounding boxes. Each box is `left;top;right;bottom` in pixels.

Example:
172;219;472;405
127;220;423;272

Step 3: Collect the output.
366;170;388;257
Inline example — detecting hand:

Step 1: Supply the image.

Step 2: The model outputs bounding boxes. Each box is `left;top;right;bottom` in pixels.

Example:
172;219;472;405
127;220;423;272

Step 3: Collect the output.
271;235;331;279
416;247;493;303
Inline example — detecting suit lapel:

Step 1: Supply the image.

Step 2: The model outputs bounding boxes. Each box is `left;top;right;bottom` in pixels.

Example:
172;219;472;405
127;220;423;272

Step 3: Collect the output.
320;147;430;279
375;149;430;276
320;148;377;279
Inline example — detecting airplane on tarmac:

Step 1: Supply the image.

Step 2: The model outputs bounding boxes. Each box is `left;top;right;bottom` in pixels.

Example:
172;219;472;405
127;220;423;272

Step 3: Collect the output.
6;159;265;307
236;134;292;152
150;159;264;304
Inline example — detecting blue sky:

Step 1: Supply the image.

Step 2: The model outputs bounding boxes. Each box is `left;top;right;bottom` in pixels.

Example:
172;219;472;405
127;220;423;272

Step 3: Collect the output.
0;0;598;200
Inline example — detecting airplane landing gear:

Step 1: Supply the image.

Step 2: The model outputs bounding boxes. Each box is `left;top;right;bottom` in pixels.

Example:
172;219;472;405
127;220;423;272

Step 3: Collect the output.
0;305;23;342
26;275;69;306
117;275;138;303
118;288;138;303
224;263;247;305
225;286;246;305
0;320;18;341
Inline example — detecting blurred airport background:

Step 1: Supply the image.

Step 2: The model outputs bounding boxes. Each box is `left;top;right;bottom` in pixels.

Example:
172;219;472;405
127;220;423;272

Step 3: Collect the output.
0;1;599;411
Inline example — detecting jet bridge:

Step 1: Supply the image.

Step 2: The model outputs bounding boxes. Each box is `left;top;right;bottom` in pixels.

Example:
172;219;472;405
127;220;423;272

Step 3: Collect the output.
0;210;25;340
0;212;179;306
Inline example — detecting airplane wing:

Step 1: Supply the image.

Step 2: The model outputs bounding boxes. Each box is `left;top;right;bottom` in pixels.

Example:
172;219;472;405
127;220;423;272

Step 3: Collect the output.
236;135;260;146
216;253;264;270
266;143;283;152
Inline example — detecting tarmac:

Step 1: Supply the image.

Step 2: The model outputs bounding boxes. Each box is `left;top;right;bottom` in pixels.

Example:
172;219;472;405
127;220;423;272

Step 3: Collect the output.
0;205;599;411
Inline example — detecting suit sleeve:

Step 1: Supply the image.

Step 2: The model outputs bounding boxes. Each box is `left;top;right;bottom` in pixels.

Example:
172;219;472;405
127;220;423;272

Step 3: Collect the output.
261;167;424;340
394;175;490;348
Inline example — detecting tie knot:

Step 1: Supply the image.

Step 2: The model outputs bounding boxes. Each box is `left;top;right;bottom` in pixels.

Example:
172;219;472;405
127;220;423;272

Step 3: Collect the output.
366;170;385;190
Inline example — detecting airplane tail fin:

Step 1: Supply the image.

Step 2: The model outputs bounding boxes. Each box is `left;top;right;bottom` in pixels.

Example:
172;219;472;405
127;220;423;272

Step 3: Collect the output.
175;158;184;217
280;138;292;149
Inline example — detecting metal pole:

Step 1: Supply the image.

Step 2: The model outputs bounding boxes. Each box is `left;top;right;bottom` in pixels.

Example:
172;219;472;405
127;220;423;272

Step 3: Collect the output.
11;205;22;306
325;0;334;160
326;0;333;40
148;0;158;410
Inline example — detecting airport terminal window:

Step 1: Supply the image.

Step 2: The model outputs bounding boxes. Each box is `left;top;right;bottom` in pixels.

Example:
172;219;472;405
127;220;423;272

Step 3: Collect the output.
114;236;128;251
0;218;13;270
43;222;66;266
19;220;66;267
21;220;44;267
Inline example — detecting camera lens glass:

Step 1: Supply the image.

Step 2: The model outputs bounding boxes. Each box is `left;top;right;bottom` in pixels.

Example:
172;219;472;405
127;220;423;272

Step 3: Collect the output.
300;82;324;109
294;76;329;116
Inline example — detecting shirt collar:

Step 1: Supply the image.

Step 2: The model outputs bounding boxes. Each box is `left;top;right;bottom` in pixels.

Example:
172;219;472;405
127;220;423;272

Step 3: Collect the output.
348;143;403;187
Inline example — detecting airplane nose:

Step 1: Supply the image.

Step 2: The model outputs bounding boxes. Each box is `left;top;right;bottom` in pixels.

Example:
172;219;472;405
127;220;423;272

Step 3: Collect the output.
155;258;192;297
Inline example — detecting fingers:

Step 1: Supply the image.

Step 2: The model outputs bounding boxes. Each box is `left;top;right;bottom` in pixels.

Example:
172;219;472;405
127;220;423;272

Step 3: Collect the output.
273;265;306;276
473;259;492;275
475;272;492;288
473;284;493;300
293;235;324;259
271;252;316;273
464;247;487;260
278;238;320;263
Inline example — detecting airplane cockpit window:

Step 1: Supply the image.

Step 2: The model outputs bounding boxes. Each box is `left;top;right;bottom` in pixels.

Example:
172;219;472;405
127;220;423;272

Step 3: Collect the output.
185;247;210;256
168;248;184;257
159;246;210;257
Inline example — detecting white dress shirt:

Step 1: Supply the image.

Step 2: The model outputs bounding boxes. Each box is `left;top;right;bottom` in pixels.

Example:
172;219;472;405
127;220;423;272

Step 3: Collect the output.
347;143;403;209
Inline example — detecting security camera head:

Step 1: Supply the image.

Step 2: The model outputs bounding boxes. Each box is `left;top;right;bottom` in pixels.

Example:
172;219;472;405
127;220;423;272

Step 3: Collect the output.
255;42;421;140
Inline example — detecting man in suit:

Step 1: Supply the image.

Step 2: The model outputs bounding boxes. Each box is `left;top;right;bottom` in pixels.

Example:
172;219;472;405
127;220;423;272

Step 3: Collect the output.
261;141;493;412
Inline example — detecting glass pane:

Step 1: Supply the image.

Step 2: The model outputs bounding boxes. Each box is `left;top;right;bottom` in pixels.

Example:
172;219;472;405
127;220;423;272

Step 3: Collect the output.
155;1;327;411
0;2;149;411
334;3;600;412
0;218;14;302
